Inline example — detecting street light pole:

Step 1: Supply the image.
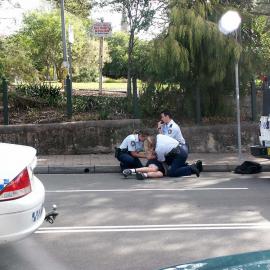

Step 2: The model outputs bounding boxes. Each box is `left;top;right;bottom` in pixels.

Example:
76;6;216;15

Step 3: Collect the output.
68;24;74;81
234;29;242;160
235;60;242;160
67;24;74;118
219;10;242;162
60;0;72;118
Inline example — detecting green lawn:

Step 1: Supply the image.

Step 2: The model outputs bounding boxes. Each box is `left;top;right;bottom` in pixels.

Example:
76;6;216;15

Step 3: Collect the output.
46;81;127;91
73;82;127;91
46;80;145;92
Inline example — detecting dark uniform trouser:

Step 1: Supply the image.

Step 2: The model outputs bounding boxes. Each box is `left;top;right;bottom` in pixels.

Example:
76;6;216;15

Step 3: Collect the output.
117;152;143;170
166;144;192;177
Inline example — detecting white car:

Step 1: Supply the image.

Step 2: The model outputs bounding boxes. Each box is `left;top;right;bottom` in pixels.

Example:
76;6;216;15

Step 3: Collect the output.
0;143;45;244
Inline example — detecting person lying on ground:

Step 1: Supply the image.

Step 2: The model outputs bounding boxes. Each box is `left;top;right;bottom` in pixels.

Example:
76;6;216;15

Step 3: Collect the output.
145;134;203;178
122;158;165;180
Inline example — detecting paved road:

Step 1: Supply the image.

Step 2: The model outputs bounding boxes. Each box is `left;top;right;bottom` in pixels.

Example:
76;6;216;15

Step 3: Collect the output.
2;172;270;270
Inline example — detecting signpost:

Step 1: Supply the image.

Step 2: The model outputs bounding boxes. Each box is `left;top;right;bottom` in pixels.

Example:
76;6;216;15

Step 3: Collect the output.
92;21;112;95
92;22;112;38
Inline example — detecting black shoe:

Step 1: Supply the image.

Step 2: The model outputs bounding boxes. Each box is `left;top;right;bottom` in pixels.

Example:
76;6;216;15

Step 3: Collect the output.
196;160;203;172
190;164;200;177
136;172;146;180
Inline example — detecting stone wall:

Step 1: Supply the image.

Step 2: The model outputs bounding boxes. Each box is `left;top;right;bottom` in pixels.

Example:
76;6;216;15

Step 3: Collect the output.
184;122;259;153
0;120;142;154
0;119;260;154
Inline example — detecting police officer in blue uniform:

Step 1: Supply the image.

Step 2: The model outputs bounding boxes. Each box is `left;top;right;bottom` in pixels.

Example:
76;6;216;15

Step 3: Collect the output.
115;130;149;171
146;134;202;178
157;110;185;144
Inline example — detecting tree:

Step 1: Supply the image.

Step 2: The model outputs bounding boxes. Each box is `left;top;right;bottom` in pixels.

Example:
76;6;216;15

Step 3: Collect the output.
0;36;38;82
103;31;152;83
72;36;108;82
246;0;270;16
216;0;270;16
48;0;92;17
99;0;168;97
21;11;63;80
150;0;241;122
103;32;128;79
0;39;5;78
1;10;101;83
240;14;270;78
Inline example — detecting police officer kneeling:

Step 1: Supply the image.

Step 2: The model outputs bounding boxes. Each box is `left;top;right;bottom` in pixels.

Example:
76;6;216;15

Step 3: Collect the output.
115;130;149;172
146;134;202;177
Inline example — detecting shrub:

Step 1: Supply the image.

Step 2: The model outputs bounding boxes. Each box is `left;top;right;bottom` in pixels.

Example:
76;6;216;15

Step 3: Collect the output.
103;78;127;83
139;84;187;120
72;67;98;82
15;83;62;105
73;95;131;119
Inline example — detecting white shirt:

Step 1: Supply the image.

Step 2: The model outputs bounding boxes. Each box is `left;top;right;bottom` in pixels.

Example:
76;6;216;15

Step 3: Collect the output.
119;134;144;152
155;134;179;162
161;120;185;144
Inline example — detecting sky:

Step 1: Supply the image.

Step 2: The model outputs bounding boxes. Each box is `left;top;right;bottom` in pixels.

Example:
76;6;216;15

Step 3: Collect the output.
0;0;122;36
0;0;49;35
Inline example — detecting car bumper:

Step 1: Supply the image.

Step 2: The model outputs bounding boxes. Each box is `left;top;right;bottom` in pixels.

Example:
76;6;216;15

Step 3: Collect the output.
0;176;45;244
250;145;270;159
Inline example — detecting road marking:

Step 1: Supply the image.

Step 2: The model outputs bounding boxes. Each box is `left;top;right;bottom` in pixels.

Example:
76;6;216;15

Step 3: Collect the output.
46;187;248;193
36;223;270;234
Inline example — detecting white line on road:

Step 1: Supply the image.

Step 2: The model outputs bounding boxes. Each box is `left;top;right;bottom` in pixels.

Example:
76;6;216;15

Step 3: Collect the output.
46;187;248;193
36;223;270;234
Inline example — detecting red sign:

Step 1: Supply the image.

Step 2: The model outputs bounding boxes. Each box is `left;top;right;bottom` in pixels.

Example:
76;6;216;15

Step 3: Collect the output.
92;22;112;37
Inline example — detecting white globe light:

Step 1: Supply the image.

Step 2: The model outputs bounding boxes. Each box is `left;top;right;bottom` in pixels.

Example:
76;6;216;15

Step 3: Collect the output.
218;10;241;35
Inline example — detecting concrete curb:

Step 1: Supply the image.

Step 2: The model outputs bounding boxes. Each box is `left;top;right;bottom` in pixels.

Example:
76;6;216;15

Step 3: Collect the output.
35;164;270;174
35;165;121;174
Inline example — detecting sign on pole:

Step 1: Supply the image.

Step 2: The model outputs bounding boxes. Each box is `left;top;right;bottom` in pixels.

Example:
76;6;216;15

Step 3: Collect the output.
68;24;74;44
92;22;112;95
92;22;112;38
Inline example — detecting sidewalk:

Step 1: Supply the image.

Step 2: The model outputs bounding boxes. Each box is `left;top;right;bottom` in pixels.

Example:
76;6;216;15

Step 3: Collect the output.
36;153;270;174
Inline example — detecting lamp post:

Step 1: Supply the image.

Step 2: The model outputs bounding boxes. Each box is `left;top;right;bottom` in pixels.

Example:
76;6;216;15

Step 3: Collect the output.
60;0;72;118
68;24;74;81
218;10;242;161
66;24;74;119
98;18;104;95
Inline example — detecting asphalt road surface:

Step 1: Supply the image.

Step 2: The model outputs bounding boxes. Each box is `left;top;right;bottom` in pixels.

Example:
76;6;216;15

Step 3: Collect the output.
2;172;270;270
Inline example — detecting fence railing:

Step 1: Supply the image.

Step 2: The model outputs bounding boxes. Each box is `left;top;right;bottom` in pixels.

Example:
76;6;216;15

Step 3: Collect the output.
1;78;9;125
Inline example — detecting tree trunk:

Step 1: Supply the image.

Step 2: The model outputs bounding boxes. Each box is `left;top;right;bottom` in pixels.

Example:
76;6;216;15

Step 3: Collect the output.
250;79;257;121
127;30;135;98
195;84;201;124
53;64;57;81
132;76;139;118
46;64;50;81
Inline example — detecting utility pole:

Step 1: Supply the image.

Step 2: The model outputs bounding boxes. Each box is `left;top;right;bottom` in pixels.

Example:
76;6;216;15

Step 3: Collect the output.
60;0;72;118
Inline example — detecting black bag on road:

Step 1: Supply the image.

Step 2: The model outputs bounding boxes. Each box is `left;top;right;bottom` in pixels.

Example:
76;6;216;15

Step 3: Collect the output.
234;161;262;174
